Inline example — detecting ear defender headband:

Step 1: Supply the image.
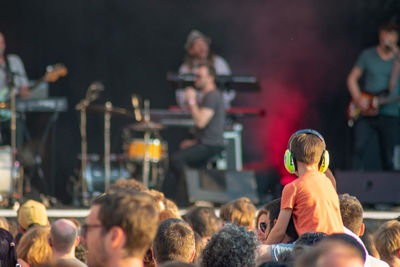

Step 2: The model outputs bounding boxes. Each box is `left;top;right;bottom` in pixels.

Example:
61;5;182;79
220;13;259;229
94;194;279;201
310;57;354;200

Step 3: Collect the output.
284;129;330;174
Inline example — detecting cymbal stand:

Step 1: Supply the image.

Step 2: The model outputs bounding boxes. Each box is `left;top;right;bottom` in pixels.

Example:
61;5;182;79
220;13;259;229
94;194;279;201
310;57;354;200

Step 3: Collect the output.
75;82;103;205
10;80;18;199
104;101;112;192
142;99;151;188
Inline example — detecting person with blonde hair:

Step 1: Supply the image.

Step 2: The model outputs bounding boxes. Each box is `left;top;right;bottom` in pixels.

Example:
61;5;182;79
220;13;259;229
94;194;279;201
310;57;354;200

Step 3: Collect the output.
374;220;400;267
220;197;256;229
17;226;52;266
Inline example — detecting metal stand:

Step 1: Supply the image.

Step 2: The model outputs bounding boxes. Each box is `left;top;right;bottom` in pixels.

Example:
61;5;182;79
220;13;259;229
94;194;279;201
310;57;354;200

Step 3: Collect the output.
104;101;112;192
75;82;103;205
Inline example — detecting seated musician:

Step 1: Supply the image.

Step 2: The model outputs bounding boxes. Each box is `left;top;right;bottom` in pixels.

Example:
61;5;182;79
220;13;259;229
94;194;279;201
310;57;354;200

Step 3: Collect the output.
0;32;30;148
168;63;225;205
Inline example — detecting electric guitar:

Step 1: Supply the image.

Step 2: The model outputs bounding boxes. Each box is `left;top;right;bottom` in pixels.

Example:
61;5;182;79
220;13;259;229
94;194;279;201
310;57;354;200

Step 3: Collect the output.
0;64;68;118
347;91;400;127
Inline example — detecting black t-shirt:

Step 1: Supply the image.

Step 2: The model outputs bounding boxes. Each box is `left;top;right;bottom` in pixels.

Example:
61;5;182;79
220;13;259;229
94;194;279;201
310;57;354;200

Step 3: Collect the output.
196;89;225;146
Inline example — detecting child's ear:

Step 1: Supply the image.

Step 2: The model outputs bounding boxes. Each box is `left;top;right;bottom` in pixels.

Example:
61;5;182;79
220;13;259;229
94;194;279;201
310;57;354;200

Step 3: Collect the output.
273;219;277;226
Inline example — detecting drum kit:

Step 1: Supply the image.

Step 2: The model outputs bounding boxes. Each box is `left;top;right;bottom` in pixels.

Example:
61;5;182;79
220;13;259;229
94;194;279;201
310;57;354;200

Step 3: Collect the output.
76;85;169;202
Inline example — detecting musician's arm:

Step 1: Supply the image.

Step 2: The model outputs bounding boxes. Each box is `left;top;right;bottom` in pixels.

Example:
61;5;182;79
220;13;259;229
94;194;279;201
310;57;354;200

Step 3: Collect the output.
186;87;214;129
389;58;400;93
189;103;214;129
18;85;30;99
347;66;368;109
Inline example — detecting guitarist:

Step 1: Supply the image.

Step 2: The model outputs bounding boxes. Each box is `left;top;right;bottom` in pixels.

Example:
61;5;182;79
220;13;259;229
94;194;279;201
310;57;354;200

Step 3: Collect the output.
0;32;30;148
347;21;400;170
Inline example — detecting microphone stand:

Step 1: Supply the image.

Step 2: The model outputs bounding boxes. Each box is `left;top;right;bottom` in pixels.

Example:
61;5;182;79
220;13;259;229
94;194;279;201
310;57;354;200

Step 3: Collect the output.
75;83;102;205
104;101;112;192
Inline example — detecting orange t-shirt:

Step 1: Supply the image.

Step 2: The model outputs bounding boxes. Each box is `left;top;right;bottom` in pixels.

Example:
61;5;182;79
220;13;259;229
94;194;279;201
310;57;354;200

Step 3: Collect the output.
281;170;344;236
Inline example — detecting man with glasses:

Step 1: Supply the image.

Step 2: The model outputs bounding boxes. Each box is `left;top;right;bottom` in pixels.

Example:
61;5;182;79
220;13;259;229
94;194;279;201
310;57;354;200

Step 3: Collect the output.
81;192;159;267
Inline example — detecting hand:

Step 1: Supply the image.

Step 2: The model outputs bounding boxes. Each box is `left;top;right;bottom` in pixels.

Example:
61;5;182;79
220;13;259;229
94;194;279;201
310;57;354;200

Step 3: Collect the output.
185;87;196;103
356;95;369;111
19;86;30;99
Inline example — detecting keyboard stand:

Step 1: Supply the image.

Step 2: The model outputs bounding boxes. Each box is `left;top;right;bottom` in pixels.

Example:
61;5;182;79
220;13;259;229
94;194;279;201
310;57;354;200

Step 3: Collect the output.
21;110;60;197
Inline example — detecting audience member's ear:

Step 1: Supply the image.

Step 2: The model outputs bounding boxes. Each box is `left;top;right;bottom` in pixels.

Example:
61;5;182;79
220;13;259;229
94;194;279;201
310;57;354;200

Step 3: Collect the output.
74;235;80;247
397;248;400;259
273;219;277;226
108;226;126;250
48;237;53;247
358;223;365;237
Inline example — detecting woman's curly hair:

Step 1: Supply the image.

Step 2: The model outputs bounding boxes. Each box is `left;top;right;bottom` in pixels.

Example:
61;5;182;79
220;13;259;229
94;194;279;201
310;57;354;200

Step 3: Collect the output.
201;223;257;267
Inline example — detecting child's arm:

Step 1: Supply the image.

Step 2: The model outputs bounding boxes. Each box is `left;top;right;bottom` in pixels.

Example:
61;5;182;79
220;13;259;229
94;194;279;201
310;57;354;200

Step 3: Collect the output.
264;208;292;245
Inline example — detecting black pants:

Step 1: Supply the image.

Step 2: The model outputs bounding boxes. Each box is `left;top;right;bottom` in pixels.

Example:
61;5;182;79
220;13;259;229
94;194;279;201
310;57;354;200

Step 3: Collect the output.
164;143;223;203
352;115;400;170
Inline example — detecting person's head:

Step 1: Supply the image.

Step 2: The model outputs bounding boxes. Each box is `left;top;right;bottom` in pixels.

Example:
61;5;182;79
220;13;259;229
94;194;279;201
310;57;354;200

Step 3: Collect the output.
16;226;52;266
159;261;197;267
284;129;328;174
201;223;257;267
185;30;211;60
83;192;159;267
374;220;400;264
152;218;195;264
107;178;147;194
324;233;366;263
164;198;181;219
256;198;298;242
220;197;257;229
339;194;364;236
0;228;17;267
184;206;219;241
296;238;364;267
289;232;327;261
194;63;216;91
0;217;9;231
378;21;399;48
49;219;79;256
17;199;49;232
0;32;5;55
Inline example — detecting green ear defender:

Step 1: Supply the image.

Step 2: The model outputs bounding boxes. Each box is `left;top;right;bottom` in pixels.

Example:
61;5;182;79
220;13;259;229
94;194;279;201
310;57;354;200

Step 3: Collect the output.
283;129;330;174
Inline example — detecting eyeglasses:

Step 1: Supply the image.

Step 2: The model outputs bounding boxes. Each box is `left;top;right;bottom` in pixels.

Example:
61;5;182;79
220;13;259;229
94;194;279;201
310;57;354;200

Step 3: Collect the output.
81;223;103;237
259;222;267;233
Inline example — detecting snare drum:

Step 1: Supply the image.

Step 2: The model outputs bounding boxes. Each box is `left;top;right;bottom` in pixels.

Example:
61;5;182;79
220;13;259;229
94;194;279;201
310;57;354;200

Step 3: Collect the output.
125;139;165;162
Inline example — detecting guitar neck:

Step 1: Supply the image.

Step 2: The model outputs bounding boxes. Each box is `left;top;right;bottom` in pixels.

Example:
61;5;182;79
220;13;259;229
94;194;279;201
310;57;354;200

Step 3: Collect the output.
379;95;400;105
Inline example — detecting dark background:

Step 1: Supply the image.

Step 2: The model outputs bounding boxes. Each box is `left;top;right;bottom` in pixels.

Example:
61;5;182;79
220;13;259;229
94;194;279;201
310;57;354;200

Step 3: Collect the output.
1;0;399;203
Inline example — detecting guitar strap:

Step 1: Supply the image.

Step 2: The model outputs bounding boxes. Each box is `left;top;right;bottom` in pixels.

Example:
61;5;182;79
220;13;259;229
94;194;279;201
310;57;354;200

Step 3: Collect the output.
389;52;400;93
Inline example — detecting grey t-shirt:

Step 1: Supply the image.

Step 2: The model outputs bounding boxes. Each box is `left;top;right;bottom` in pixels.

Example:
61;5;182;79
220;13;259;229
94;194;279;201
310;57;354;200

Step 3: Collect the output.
196;89;225;146
0;54;29;101
356;47;400;117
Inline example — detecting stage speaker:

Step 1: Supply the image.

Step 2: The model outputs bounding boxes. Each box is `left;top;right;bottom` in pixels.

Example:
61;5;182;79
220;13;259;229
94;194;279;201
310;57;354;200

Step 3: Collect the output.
185;168;259;204
335;170;400;204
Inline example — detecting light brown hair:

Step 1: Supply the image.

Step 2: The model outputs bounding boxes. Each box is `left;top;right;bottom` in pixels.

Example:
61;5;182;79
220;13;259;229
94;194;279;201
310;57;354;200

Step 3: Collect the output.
93;192;159;259
289;132;325;165
374;220;400;261
16;226;52;265
220;197;256;229
339;194;363;235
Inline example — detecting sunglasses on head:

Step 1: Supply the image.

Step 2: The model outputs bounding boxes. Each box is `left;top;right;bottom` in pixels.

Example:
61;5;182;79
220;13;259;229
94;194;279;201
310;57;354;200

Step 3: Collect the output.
259;222;267;233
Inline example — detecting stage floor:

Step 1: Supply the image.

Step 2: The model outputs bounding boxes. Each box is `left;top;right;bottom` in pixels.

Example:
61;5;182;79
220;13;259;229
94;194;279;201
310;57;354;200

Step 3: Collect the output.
0;208;399;220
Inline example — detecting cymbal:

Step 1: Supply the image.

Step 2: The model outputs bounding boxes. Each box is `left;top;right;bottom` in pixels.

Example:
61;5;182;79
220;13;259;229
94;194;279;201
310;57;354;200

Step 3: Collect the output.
88;105;133;117
127;121;164;131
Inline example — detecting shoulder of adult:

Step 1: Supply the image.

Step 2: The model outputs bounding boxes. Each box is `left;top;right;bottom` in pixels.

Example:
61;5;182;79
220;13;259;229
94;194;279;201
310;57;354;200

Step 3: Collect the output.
366;255;390;267
6;54;23;63
213;55;231;75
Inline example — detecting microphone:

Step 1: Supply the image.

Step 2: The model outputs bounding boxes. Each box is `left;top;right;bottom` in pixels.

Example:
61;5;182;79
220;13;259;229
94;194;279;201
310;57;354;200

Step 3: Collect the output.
384;40;392;52
89;81;104;92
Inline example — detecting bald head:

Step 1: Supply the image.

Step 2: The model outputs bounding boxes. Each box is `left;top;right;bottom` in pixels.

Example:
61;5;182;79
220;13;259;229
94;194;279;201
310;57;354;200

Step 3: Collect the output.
50;219;78;254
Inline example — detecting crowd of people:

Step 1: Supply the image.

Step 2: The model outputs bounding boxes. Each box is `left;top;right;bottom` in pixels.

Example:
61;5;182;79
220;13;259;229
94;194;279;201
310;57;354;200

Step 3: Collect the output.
0;129;397;267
